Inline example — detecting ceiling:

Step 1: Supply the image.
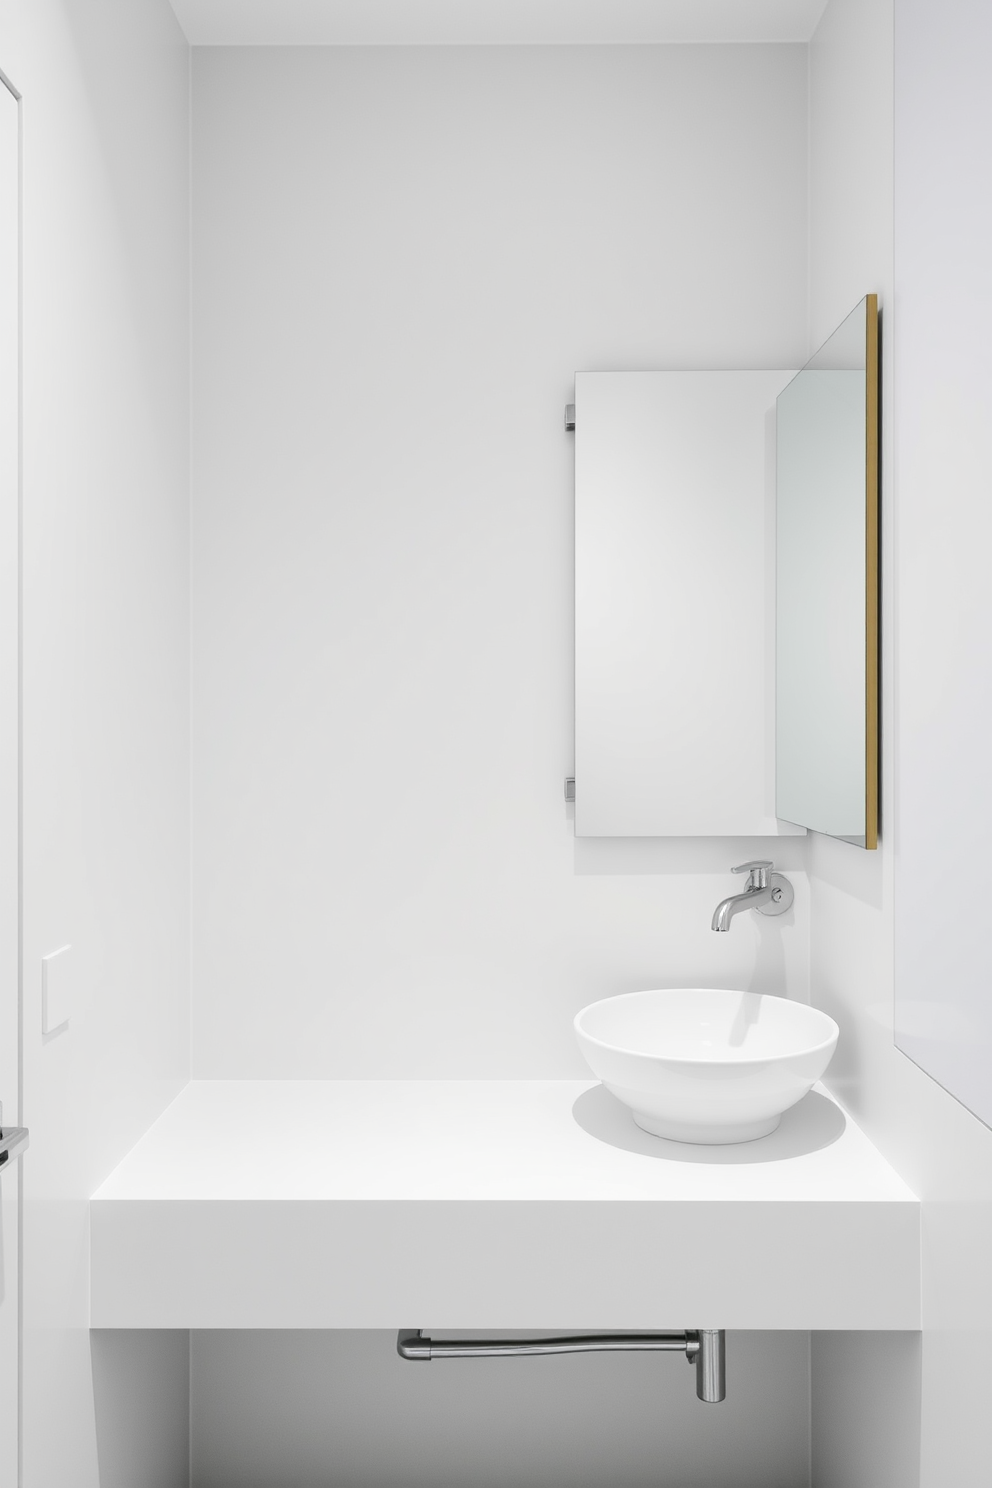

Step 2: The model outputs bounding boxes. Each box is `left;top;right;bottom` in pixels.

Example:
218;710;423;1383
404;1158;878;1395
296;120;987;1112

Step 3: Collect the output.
169;0;830;46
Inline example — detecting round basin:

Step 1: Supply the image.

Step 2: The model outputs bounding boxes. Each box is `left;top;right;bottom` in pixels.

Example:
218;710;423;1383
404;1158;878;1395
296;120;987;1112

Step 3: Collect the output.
574;988;839;1145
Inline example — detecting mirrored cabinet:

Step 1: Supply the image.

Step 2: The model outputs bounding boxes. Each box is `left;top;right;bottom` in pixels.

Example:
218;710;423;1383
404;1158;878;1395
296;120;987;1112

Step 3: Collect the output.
776;296;879;848
571;295;880;847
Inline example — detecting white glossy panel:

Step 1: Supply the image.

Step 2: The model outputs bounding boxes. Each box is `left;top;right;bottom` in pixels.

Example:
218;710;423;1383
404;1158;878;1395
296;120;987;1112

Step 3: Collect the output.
891;7;992;1472
90;1080;919;1331
575;370;802;837
808;0;992;1483
893;0;992;1127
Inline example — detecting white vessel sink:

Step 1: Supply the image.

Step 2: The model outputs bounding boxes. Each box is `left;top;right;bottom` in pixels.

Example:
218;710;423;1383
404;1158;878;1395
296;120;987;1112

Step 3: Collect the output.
574;988;839;1145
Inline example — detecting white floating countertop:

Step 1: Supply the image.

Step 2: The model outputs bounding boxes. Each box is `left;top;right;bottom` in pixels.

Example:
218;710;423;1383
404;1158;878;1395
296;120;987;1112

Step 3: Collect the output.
90;1080;920;1331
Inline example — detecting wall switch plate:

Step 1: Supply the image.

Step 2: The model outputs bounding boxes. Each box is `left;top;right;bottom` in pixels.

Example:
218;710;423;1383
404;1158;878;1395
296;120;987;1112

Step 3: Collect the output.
42;945;72;1034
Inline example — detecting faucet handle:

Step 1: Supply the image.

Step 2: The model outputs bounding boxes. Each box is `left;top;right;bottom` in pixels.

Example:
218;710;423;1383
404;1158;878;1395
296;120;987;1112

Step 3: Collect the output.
732;859;772;889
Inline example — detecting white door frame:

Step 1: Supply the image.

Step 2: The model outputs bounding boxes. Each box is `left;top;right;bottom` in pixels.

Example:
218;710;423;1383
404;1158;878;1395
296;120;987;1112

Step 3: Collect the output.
0;60;23;1488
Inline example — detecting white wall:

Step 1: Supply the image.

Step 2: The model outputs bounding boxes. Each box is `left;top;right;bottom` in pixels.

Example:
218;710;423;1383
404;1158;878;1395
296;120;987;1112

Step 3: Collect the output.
807;1;992;1483
190;43;811;1080
811;1332;920;1488
0;0;192;1482
190;1329;810;1488
91;1331;191;1488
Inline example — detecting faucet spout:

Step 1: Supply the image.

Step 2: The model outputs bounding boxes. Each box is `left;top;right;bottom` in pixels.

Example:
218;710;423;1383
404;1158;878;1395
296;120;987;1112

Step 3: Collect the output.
711;885;774;932
710;859;793;931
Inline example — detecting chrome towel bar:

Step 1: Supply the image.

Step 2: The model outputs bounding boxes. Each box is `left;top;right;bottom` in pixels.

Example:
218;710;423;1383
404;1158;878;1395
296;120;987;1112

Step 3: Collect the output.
396;1328;726;1403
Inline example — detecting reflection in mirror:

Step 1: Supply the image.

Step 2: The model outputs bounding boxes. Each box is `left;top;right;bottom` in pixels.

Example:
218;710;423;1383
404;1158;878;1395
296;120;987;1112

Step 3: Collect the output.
775;296;879;848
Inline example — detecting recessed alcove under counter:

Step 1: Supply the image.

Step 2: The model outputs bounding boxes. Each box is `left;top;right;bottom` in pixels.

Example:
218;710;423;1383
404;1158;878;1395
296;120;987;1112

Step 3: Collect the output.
89;1081;919;1333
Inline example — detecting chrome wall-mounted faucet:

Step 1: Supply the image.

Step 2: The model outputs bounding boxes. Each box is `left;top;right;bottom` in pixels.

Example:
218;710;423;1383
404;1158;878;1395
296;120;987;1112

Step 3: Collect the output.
711;860;794;932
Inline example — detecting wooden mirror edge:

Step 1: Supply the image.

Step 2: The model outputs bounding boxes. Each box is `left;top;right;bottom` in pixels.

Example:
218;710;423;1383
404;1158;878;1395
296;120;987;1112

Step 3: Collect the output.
865;293;880;850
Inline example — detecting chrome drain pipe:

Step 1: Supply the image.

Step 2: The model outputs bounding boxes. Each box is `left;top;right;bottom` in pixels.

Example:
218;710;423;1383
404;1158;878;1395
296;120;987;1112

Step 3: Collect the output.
692;1329;726;1404
396;1329;726;1404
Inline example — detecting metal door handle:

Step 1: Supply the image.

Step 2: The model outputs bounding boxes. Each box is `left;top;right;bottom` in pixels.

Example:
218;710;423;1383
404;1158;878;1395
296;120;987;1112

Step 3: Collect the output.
0;1125;28;1170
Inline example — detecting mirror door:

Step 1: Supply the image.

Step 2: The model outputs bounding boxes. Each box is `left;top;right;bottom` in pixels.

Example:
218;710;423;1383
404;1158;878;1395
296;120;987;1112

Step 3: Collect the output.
775;296;880;848
574;370;804;837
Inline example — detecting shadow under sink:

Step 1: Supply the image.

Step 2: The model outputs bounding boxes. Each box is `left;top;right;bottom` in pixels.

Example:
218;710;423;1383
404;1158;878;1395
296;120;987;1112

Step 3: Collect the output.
571;1084;846;1164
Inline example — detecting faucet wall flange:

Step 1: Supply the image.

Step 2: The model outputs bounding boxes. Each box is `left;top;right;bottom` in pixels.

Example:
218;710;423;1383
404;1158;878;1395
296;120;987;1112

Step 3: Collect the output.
755;872;794;917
